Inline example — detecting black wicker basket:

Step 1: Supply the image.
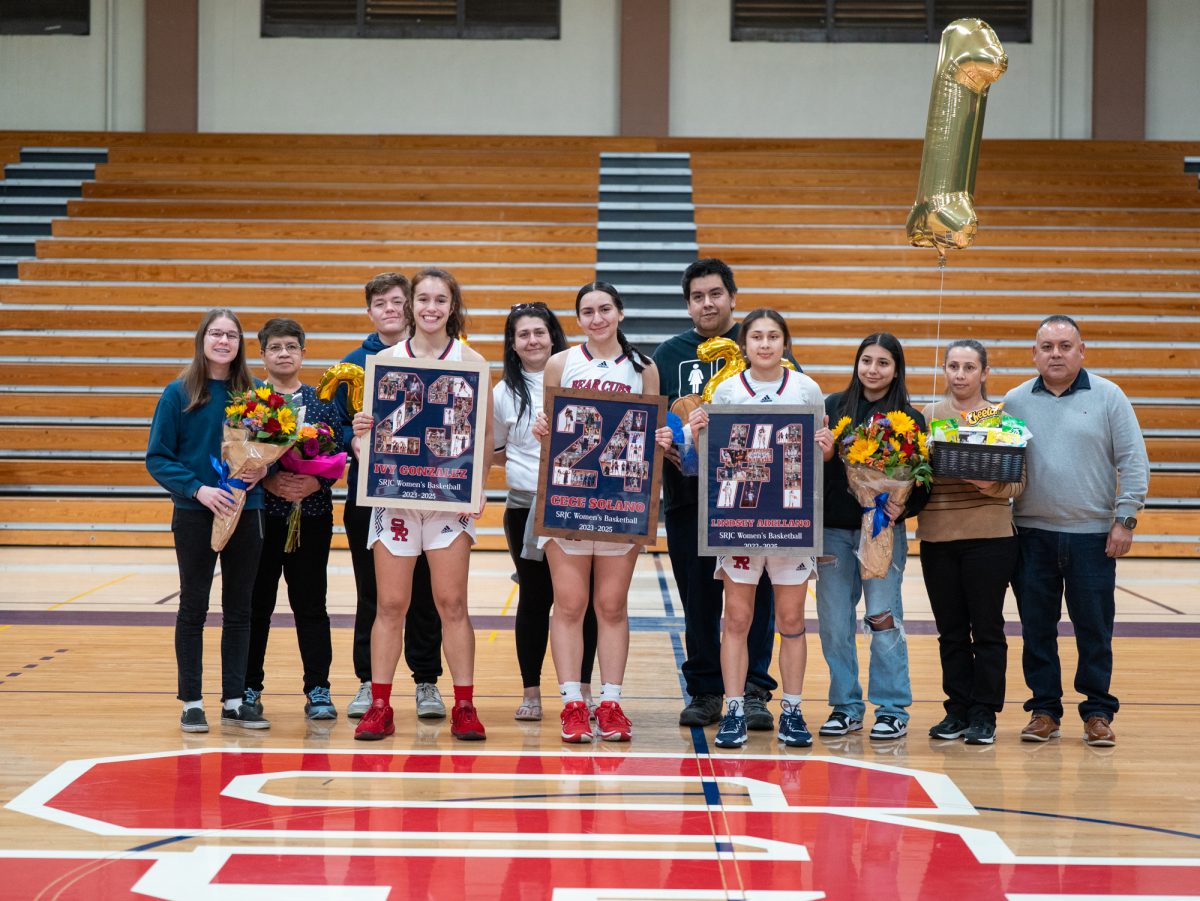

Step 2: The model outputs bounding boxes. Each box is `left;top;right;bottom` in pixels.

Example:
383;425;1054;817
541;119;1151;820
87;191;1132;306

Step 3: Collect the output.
930;440;1025;483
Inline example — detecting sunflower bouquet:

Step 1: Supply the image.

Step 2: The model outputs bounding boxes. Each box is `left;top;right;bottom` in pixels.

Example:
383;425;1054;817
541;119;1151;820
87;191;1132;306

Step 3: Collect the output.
211;384;300;551
279;421;346;553
833;410;933;579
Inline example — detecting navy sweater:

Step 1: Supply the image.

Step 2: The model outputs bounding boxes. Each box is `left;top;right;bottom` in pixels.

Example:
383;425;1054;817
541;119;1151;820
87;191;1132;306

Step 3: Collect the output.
146;378;264;511
334;331;391;494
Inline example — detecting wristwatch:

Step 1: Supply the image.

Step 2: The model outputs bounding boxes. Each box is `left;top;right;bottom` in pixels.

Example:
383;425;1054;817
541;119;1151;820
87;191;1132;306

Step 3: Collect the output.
1117;516;1137;530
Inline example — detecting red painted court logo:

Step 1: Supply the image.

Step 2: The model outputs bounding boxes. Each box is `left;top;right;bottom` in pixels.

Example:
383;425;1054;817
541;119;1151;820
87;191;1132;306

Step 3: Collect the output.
4;750;1198;899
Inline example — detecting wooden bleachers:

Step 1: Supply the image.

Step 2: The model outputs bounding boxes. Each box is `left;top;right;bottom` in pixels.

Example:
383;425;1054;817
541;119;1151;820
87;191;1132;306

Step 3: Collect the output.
1;132;1198;554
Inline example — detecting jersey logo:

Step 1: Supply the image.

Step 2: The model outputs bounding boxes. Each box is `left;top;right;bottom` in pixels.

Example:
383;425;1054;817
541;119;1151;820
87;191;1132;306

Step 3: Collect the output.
597;361;608;369
441;525;454;534
390;518;409;541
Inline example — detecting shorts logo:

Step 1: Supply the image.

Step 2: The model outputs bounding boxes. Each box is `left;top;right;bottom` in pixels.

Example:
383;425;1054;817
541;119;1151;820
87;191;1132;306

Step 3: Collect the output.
441;525;453;534
390;518;409;541
732;556;751;570
458;515;470;528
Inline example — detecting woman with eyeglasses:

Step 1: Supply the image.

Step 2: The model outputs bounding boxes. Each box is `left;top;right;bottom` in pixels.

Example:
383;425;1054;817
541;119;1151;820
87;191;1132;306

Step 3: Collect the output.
146;308;269;733
351;268;494;742
493;302;599;721
532;282;671;743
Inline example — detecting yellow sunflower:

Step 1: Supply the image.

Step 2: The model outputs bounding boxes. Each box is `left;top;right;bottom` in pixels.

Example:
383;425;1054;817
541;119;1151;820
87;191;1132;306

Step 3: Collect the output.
224;403;246;417
276;407;297;435
831;415;852;440
917;432;928;457
845;436;880;465
254;386;272;402
887;410;916;437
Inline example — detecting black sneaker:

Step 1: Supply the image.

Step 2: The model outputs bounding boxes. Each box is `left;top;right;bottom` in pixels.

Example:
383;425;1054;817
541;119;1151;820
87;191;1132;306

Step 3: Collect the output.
243;687;263;717
819;711;864;736
222;704;270;729
928;714;969;740
679;693;723;727
964;719;996;745
180;707;208;733
743;685;774;731
870;714;908;741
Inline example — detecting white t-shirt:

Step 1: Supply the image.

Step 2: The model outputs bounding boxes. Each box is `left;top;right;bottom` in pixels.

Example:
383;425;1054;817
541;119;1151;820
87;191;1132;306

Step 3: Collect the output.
710;367;823;406
492;369;544;493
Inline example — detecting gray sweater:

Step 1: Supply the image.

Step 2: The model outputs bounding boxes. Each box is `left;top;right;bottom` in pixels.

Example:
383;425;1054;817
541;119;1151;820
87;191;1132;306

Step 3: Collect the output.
1003;370;1148;533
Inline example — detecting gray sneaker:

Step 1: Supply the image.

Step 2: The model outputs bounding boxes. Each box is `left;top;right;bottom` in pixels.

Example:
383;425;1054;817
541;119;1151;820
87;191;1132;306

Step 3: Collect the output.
743;685;774;731
416;682;446;719
347;681;372;719
679;693;723;727
180;707;208;733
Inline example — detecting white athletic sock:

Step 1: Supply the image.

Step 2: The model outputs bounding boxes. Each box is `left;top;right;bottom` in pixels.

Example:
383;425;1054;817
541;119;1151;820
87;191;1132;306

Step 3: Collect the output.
559;682;584;704
224;698;242;712
183;700;204;712
782;693;802;708
726;695;745;716
599;682;622;703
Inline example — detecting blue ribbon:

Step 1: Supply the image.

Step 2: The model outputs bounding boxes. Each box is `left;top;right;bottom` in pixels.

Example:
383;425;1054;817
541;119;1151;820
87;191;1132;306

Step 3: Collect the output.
862;491;890;538
666;412;699;476
210;455;249;493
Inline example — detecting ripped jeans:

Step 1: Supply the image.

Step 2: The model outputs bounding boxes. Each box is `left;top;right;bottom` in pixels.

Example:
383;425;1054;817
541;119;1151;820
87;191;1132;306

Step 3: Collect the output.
815;526;912;722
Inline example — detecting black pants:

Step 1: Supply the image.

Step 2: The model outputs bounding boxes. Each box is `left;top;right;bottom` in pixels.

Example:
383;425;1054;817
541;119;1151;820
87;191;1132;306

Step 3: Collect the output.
503;506;596;689
919;535;1018;723
664;502;777;697
171;506;264;703
246;512;334;695
344;492;443;685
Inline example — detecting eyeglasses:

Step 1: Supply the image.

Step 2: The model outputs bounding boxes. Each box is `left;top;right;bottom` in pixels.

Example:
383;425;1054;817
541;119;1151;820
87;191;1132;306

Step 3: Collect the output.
264;343;303;355
510;302;549;312
207;329;241;341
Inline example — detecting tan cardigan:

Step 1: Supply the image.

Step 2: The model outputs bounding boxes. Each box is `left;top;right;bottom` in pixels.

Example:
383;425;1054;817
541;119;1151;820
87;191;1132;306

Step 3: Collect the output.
917;399;1026;543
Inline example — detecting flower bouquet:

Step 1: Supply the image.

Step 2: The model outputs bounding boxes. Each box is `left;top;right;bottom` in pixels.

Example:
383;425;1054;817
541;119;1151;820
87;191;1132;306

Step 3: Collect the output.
833;410;933;580
212;384;299;552
279;421;346;552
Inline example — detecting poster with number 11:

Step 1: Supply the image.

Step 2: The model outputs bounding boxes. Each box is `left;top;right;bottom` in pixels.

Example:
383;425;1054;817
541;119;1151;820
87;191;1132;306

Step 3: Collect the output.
535;386;666;544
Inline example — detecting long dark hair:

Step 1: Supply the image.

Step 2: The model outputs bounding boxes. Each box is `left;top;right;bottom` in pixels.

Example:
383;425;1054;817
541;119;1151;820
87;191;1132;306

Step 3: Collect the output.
944;338;990;401
180;308;253;411
502;303;568;423
406;268;467;340
574;281;648;373
836;332;909;421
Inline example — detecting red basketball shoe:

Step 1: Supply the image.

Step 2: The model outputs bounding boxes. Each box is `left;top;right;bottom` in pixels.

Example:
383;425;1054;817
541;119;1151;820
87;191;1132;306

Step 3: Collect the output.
450;701;486;741
354;700;394;741
595;700;632;742
560;700;593;743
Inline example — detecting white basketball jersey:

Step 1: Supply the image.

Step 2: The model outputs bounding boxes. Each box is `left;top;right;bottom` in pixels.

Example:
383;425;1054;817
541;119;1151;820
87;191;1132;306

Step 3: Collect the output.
559;343;642;394
382;337;465;361
711;368;823;406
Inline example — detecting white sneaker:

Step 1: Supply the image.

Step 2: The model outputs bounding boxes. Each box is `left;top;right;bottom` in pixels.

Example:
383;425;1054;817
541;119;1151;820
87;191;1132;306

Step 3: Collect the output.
869;715;908;741
416;682;446;719
347;681;372;719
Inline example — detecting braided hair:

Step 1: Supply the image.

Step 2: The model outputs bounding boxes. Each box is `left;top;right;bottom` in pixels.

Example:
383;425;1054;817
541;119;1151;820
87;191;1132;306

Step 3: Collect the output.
573;281;648;373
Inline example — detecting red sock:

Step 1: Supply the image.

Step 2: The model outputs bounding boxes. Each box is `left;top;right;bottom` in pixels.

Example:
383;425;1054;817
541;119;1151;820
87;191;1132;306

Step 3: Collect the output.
373;683;393;706
453;684;474;705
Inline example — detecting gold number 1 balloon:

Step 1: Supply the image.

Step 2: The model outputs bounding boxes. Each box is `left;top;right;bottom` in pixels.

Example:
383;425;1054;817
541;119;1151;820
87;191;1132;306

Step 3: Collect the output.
907;19;1008;253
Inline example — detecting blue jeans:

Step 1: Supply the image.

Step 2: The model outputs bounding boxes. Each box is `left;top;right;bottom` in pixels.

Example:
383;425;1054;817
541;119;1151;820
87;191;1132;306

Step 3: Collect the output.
1012;526;1118;723
815;526;912;722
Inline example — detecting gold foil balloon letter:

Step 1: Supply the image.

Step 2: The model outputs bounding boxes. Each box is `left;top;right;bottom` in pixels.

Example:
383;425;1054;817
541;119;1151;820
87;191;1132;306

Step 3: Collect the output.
907;19;1007;253
317;362;365;413
697;337;746;404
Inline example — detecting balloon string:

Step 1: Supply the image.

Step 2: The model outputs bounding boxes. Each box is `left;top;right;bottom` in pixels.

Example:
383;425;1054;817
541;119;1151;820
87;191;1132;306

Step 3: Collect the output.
932;250;946;401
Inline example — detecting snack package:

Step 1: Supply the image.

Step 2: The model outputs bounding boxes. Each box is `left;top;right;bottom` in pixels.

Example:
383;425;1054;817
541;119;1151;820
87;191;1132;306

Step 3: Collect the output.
961;403;1004;429
985;429;1023;446
959;427;990;445
930;418;959;443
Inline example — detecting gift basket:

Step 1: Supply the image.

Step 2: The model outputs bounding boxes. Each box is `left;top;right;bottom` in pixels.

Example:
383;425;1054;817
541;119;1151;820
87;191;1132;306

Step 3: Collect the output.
929;403;1030;483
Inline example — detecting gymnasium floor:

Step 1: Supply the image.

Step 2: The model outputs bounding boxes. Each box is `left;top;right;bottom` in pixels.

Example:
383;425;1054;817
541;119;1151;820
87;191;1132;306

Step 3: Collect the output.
2;546;1199;899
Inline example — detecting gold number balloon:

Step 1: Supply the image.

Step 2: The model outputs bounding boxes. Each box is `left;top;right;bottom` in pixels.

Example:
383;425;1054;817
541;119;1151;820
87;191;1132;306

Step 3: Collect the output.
697;337;746;403
906;19;1008;253
316;362;365;413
